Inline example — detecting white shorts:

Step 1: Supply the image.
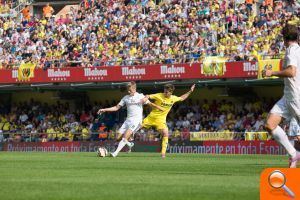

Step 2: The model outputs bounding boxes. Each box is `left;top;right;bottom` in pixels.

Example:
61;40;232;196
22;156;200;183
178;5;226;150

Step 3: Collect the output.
288;118;300;137
118;119;142;135
270;97;300;123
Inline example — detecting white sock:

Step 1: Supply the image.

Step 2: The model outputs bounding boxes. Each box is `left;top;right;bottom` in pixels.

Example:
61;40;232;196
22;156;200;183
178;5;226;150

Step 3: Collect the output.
113;138;127;155
272;126;297;157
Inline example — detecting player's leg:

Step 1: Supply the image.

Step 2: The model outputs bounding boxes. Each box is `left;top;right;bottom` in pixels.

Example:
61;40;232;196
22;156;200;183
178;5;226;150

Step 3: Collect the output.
266;98;299;167
111;120;141;157
145;118;169;158
158;124;169;158
111;122;128;157
126;123;143;153
115;131;133;149
116;121;135;146
116;132;123;141
111;129;133;157
265;113;297;158
135;116;152;138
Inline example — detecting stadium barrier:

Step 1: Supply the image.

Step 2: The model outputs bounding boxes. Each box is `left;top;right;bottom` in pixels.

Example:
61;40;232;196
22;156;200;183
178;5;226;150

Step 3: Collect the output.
167;141;287;155
1;141;299;155
0;61;261;84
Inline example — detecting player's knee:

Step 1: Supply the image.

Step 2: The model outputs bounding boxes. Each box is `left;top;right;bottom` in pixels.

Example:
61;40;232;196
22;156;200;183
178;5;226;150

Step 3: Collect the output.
265;121;276;132
161;129;168;137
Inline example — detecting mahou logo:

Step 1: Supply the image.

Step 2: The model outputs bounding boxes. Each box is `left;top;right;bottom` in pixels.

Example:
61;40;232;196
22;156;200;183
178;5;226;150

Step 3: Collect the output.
122;67;145;79
84;68;107;77
12;70;18;78
243;62;258;76
160;65;185;78
243;62;258;71
122;67;145;76
84;68;107;81
48;69;70;77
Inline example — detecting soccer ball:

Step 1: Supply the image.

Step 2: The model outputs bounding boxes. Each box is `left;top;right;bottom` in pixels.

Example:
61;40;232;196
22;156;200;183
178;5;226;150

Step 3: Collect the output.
97;147;108;157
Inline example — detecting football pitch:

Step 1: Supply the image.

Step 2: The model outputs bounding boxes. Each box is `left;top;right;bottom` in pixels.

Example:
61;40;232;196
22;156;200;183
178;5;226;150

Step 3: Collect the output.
0;152;287;200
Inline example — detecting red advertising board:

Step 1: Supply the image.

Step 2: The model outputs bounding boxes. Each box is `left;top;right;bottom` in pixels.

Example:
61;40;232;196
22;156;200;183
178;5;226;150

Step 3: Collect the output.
168;141;286;155
2;141;118;152
3;142;81;152
1;140;288;155
0;62;259;84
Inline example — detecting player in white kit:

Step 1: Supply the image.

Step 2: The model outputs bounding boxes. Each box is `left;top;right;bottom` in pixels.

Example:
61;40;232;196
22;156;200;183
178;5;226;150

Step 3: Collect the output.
263;24;300;168
287;118;300;148
288;118;300;140
97;81;161;157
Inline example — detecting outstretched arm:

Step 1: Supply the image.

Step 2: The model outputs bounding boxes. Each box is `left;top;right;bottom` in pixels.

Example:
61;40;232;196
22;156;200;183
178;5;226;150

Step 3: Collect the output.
147;101;164;111
141;95;164;111
180;84;195;101
262;65;296;78
141;95;150;104
97;105;122;115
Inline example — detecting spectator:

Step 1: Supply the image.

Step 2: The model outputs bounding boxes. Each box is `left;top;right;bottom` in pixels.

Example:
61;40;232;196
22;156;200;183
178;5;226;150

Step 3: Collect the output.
253;115;265;131
21;5;31;21
0;95;285;142
43;3;54;19
0;0;298;69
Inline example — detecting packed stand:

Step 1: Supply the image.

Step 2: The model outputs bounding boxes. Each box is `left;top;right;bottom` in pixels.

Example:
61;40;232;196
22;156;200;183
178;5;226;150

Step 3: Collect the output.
0;0;299;69
0;1;14;17
0;98;281;142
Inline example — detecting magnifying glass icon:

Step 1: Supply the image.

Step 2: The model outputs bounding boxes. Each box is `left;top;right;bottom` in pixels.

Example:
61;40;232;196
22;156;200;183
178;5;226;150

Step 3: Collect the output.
268;170;295;198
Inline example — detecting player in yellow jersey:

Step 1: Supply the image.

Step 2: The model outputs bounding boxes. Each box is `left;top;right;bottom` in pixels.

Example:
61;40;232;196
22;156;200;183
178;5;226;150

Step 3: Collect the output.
140;83;195;158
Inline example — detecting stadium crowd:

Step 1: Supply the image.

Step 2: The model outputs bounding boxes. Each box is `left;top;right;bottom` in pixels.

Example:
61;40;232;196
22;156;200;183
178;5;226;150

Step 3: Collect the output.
0;97;278;142
0;0;299;69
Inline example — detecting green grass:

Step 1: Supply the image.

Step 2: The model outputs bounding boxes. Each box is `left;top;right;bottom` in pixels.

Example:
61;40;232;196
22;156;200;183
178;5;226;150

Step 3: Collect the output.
0;152;287;200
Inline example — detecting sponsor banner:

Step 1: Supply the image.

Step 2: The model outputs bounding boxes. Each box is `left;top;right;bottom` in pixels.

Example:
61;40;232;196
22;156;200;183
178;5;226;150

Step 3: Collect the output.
0;61;270;84
201;56;227;76
18;62;35;81
2;141;117;152
168;141;287;155
190;131;234;141
3;142;81;152
245;132;269;141
257;59;281;79
1;141;159;153
3;141;296;154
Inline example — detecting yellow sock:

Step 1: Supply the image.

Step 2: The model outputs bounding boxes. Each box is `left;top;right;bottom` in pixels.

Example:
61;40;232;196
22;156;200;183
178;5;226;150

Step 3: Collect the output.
161;137;168;155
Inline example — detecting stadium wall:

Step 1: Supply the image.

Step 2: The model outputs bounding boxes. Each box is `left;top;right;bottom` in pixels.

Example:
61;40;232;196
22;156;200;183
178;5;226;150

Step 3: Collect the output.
9;86;283;104
1;141;297;155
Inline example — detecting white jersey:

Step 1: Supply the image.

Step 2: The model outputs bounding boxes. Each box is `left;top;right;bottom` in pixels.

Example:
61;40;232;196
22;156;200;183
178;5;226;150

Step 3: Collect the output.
118;92;145;121
283;43;300;101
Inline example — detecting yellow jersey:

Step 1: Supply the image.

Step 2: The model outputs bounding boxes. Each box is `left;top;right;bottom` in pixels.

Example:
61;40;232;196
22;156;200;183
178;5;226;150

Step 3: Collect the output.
147;93;182;122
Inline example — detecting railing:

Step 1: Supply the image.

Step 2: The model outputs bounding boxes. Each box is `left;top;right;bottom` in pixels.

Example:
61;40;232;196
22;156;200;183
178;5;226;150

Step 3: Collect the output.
13;0;34;13
1;53;284;70
0;0;34;18
1;57;200;69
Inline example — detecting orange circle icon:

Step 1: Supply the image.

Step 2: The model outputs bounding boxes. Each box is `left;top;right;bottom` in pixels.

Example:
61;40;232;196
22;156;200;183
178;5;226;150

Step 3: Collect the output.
268;170;286;188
